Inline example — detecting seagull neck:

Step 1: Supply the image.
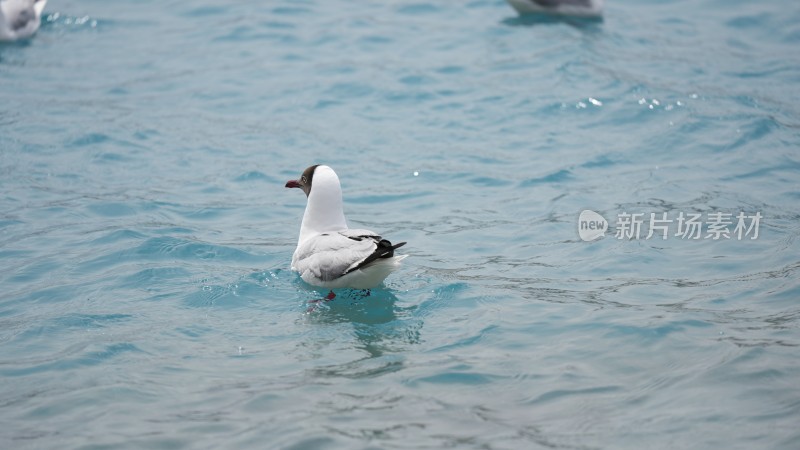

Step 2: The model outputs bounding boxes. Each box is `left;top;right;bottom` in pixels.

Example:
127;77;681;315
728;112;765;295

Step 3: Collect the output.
298;185;348;244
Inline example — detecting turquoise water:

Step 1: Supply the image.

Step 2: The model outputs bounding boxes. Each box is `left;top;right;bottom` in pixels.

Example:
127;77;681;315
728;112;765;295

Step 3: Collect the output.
2;0;799;448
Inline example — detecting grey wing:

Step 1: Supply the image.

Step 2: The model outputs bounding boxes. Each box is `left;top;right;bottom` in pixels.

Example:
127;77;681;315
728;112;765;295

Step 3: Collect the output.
293;232;379;282
333;229;406;273
339;228;382;241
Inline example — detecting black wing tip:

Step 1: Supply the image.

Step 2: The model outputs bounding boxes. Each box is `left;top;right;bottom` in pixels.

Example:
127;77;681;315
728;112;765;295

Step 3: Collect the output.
377;240;406;258
343;239;408;275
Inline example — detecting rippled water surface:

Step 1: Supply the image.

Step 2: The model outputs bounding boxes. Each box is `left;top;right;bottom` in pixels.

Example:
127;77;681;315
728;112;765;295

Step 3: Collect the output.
2;0;800;448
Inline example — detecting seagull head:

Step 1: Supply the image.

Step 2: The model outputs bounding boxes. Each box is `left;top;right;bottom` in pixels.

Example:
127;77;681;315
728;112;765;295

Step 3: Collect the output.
286;164;348;243
285;164;320;197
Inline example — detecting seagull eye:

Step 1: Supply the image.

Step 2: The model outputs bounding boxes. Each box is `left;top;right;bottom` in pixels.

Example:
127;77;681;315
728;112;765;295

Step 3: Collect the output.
301;176;308;184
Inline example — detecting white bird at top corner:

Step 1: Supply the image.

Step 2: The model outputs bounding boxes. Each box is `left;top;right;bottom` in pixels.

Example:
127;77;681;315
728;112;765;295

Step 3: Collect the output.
285;164;407;290
0;0;47;42
506;0;604;18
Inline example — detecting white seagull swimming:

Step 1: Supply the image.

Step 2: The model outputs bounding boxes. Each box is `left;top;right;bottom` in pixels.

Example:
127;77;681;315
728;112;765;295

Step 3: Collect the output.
0;0;47;42
285;164;407;290
506;0;603;17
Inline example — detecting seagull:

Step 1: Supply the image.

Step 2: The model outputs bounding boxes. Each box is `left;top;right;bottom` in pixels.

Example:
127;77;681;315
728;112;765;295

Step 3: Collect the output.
0;0;47;42
285;164;407;291
506;0;604;17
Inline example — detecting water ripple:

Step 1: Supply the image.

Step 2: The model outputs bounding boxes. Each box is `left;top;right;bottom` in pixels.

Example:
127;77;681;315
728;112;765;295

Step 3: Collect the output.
2;0;799;448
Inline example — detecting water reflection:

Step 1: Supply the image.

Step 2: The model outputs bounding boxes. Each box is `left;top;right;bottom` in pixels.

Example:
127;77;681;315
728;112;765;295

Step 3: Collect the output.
299;288;422;379
501;13;604;29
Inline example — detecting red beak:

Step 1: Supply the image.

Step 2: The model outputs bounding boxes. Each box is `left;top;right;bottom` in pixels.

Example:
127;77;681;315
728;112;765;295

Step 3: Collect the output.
285;180;301;188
